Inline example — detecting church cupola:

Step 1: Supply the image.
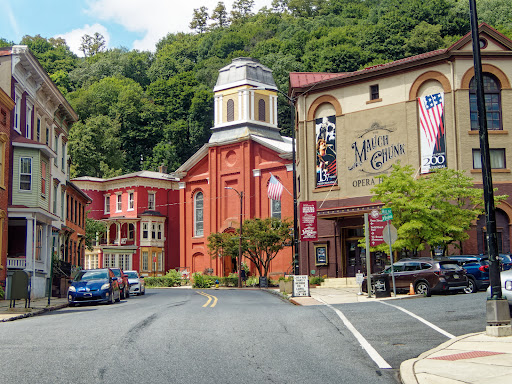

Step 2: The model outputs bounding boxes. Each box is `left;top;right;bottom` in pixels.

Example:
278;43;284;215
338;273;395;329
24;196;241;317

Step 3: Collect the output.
210;57;282;143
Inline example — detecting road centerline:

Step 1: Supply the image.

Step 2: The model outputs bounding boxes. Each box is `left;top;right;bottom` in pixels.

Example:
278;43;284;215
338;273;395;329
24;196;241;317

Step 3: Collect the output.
378;301;455;339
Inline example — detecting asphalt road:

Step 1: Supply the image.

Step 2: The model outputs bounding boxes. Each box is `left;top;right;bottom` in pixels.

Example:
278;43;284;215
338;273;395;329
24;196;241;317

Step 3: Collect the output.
0;289;487;384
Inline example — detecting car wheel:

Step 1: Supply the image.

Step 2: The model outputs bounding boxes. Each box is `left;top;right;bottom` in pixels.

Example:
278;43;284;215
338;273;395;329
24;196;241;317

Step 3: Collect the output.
68;302;75;307
120;287;125;300
115;290;121;302
415;281;431;297
126;288;130;298
109;290;115;304
464;278;477;294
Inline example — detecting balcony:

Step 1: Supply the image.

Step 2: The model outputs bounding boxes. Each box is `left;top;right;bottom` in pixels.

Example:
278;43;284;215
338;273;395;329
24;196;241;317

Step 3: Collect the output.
7;257;27;269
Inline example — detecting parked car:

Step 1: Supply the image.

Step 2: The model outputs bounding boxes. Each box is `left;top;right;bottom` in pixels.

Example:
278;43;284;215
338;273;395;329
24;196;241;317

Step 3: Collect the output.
486;269;512;306
111;268;130;299
445;255;489;294
125;270;145;296
68;268;120;306
499;254;512;271
362;258;468;297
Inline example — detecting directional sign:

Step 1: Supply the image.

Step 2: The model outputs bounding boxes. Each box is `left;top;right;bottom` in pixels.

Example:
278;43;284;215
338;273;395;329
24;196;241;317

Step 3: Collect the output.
381;208;393;221
369;210;385;247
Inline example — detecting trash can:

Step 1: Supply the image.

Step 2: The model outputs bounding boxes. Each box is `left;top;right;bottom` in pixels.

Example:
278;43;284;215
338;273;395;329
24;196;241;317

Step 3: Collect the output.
373;275;391;298
9;270;30;308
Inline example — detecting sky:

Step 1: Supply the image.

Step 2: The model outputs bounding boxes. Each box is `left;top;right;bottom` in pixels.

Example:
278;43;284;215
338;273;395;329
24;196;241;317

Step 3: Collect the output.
1;0;274;56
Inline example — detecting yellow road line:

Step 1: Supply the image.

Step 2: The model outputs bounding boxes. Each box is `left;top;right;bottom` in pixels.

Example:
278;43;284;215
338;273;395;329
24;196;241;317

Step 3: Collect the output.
197;291;218;308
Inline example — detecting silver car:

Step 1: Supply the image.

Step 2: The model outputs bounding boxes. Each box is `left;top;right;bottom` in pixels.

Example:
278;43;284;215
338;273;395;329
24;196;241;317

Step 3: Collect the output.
486;269;512;304
125;270;145;296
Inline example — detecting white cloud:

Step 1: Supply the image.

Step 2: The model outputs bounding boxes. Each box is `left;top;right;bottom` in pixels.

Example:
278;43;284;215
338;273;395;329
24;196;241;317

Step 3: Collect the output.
56;23;110;57
5;0;20;40
84;0;273;52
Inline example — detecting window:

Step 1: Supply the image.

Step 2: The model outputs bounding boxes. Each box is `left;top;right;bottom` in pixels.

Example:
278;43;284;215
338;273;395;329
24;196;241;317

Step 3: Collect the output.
142;251;149;270
85;254;98;269
53;184;58;214
128;192;134;210
158;252;163;271
128;224;135;240
54;134;58;166
37;118;41;141
227;99;234;122
41;161;47;196
35;225;43;261
470;74;502;130
61;190;65;219
152;223;156;239
148;192;155;210
152;252;157;270
158;224;162;240
194;191;204;237
104;195;110;214
472;149;505;169
61;142;66;170
45;126;49;146
258;99;266;121
370;84;380;100
14;93;21;133
20;157;32;191
0;134;6;188
26;105;32;139
142;222;148;239
116;193;122;212
271;199;281;219
104;253;111;268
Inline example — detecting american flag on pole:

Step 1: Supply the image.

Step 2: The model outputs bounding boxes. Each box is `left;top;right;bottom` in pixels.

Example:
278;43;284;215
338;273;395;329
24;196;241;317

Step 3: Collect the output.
267;175;284;201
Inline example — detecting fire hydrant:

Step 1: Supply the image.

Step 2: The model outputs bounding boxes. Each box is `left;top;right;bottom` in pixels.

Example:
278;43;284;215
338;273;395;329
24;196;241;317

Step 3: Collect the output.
215;279;219;289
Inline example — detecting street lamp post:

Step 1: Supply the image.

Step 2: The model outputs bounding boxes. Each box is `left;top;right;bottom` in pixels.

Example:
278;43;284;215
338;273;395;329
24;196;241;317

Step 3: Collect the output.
225;187;243;288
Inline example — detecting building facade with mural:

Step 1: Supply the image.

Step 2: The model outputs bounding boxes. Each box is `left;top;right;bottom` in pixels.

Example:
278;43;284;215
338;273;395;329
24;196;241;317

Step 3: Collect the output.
72;169;180;277
289;24;512;278
175;58;294;278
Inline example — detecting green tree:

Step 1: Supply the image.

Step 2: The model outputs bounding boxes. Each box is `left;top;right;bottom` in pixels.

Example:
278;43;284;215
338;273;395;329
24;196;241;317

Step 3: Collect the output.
207;217;292;278
211;2;230;29
369;163;507;256
190;6;209;34
231;0;255;23
85;217;107;251
79;32;106;57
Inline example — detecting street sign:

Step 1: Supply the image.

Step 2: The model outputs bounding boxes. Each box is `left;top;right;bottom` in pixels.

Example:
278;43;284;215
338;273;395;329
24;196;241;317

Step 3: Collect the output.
292;275;310;297
369;211;385;247
381;208;393;221
383;223;398;245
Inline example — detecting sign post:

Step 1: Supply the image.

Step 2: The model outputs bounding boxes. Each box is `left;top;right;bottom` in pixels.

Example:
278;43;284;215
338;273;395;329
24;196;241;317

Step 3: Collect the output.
364;213;372;297
381;208;397;297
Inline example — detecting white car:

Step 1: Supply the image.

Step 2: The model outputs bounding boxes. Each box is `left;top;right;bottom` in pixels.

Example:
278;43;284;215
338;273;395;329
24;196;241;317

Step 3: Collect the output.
486;269;512;304
125;270;145;296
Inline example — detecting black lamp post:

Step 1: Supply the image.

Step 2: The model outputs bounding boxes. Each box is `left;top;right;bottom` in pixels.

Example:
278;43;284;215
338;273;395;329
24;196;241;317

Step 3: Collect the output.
225;187;243;288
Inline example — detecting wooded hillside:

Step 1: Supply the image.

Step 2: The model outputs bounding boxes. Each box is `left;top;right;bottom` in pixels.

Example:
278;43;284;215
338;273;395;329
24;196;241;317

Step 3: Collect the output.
2;0;511;178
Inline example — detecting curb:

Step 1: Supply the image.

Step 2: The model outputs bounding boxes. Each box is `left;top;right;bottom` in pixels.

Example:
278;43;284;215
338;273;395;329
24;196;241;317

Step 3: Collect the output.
399;332;483;384
1;302;69;322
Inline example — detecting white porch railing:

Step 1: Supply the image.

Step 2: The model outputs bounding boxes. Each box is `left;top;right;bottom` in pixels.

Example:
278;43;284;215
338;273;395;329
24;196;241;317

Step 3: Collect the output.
7;257;27;269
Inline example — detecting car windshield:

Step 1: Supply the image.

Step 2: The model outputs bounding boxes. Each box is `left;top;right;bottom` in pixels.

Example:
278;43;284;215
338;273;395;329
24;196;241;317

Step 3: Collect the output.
500;255;512;263
111;269;121;277
126;271;138;278
74;270;108;281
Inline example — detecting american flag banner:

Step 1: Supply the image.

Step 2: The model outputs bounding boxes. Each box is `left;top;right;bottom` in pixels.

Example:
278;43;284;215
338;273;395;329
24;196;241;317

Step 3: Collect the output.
418;92;447;174
267;175;284;201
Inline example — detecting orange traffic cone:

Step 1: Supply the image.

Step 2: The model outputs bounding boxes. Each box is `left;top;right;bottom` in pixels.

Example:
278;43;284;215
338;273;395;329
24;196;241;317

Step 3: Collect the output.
408;283;415;295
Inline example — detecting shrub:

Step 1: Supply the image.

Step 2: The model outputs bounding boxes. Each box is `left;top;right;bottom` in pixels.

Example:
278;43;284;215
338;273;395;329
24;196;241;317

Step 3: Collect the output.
309;276;325;285
0;285;4;299
221;273;238;287
192;272;217;288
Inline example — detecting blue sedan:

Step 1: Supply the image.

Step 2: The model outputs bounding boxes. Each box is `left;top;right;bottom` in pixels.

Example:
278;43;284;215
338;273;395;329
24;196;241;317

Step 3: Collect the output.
68;268;121;306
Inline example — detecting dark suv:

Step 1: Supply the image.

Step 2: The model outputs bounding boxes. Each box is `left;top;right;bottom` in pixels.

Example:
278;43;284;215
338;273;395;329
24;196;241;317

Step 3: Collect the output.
445;255;489;293
363;258;468;296
110;268;130;299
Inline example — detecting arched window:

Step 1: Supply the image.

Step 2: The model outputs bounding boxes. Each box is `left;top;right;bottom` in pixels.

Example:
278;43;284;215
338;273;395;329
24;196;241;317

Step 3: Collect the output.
194;191;204;237
470;74;502;130
227;99;234;122
258;99;266;122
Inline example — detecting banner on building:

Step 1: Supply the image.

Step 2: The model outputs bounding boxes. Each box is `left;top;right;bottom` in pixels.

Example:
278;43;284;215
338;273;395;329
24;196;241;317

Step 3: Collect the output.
299;201;318;241
418;92;447;174
315;115;337;187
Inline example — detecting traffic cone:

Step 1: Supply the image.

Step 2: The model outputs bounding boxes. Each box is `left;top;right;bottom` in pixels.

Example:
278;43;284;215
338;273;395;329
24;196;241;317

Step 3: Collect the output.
408;283;415;295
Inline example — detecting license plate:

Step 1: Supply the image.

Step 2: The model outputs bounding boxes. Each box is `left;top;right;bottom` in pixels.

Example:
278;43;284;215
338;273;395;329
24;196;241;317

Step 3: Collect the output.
453;274;459;279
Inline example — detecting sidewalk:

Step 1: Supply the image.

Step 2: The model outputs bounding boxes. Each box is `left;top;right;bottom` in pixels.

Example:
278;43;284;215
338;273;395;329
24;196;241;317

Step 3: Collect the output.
0;297;69;322
287;286;512;384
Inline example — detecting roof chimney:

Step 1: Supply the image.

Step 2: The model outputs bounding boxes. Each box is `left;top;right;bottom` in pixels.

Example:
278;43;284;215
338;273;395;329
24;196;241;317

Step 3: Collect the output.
159;164;168;174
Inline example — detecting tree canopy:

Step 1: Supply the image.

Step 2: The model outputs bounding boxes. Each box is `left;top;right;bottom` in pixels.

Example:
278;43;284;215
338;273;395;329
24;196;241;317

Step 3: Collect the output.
2;0;511;177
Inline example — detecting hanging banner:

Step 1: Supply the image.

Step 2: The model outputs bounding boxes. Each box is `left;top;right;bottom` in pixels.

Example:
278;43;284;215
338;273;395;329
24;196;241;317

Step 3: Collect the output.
418;92;447;174
315;115;337;187
299;201;318;241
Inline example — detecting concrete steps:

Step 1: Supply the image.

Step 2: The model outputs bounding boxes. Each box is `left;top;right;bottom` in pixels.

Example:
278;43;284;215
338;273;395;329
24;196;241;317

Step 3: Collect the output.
319;277;359;288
